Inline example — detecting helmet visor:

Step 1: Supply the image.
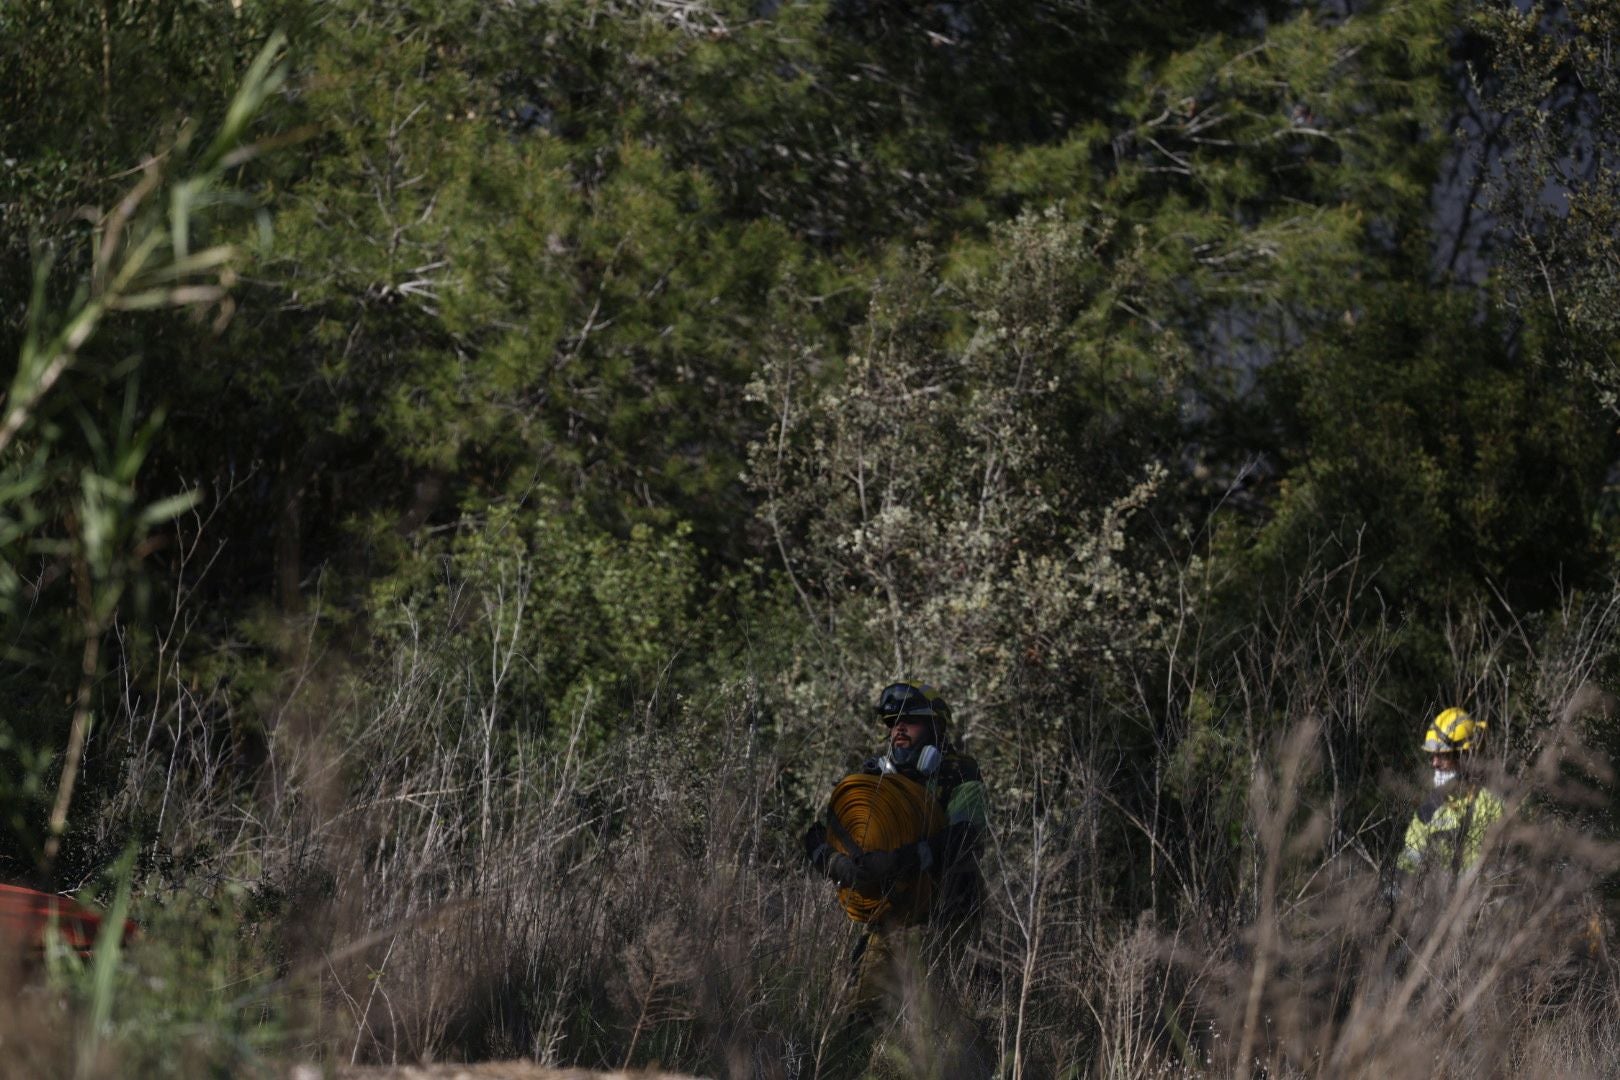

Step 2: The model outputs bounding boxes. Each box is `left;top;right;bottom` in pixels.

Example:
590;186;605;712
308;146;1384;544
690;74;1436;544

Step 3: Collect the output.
876;682;939;720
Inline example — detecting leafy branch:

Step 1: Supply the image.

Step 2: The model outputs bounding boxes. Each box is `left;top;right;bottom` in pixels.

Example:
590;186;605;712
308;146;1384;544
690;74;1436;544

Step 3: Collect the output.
0;33;290;865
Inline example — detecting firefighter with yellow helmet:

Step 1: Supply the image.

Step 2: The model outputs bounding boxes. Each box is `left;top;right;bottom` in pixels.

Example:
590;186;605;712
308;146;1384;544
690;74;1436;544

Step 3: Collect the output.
800;680;990;1078
1397;707;1505;877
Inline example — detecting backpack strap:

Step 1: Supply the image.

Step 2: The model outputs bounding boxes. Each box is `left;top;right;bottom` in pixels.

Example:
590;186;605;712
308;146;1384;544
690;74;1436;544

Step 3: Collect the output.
825;799;865;857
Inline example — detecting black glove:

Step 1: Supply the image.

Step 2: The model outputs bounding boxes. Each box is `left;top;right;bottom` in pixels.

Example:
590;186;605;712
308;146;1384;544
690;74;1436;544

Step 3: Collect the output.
850;843;921;889
826;852;859;888
802;822;830;866
803;823;861;887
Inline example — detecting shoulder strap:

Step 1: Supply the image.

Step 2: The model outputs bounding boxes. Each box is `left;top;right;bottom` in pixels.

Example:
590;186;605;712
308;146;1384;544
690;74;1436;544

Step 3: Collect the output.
1416;787;1446;825
825;799;864;857
1451;788;1480;875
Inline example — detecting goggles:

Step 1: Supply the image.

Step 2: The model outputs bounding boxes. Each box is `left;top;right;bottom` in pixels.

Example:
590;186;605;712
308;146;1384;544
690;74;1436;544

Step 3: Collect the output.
882;714;933;728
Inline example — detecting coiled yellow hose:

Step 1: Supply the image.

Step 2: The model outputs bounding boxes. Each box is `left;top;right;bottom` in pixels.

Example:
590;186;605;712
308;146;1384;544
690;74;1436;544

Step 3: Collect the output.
827;772;947;925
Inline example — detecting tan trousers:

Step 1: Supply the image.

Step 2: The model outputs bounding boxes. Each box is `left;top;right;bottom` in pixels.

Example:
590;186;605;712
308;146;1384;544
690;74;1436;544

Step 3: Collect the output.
820;922;990;1080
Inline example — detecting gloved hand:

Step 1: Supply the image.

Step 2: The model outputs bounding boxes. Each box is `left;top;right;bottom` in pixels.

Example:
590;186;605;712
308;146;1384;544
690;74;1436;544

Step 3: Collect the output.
803;823;860;887
850;843;922;889
826;852;859;888
801;822;830;866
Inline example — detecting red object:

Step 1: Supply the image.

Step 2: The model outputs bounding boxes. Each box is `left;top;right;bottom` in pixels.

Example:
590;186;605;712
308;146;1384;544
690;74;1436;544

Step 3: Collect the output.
0;884;137;955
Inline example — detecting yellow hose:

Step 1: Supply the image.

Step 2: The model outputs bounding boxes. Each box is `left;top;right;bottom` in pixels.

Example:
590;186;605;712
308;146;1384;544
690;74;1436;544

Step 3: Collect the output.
827;772;948;925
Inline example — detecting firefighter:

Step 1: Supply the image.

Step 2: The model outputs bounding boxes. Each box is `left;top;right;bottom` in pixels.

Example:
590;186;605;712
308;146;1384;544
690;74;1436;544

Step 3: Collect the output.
1397;707;1504;878
801;681;989;1079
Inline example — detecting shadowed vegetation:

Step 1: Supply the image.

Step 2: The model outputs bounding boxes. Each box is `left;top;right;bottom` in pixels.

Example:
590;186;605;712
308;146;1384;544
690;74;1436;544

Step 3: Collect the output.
3;0;1620;1076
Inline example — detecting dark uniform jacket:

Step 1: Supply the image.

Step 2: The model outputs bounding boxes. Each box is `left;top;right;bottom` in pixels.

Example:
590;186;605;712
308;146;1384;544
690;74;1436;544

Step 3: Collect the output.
858;747;987;922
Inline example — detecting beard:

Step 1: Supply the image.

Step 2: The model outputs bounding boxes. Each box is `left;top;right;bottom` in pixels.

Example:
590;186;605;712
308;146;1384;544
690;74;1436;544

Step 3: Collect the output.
889;743;923;766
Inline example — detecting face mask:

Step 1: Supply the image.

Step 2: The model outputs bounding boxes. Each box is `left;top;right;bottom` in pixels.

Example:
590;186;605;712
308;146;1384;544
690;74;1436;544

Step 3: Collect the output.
885;744;942;776
1433;769;1457;789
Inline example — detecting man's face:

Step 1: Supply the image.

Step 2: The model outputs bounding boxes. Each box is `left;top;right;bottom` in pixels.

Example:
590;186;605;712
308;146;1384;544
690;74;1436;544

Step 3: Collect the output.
888;716;937;752
1430;751;1459;779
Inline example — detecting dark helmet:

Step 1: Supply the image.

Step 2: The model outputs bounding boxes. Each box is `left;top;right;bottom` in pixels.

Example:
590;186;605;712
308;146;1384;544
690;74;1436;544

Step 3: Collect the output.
875;681;950;728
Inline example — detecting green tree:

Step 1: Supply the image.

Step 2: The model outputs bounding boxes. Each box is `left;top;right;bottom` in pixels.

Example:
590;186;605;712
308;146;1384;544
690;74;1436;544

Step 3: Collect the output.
1473;0;1620;414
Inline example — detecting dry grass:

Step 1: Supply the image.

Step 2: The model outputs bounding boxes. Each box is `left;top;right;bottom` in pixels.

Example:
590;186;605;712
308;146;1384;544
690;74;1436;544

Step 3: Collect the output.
10;555;1619;1080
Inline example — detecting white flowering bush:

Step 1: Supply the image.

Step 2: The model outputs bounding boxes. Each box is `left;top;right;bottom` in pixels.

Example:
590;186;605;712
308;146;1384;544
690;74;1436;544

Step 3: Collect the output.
748;211;1186;768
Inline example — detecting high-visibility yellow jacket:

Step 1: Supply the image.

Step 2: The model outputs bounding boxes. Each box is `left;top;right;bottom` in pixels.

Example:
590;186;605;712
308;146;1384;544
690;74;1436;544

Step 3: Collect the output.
1398;782;1504;875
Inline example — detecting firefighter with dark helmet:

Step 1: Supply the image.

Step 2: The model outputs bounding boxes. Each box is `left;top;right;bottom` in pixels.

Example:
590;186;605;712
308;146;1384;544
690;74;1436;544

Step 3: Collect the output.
1397;707;1504;877
800;680;990;1078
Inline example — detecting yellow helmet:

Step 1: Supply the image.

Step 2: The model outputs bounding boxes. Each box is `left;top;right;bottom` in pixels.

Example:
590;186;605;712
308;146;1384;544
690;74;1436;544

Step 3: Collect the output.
1421;707;1485;753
